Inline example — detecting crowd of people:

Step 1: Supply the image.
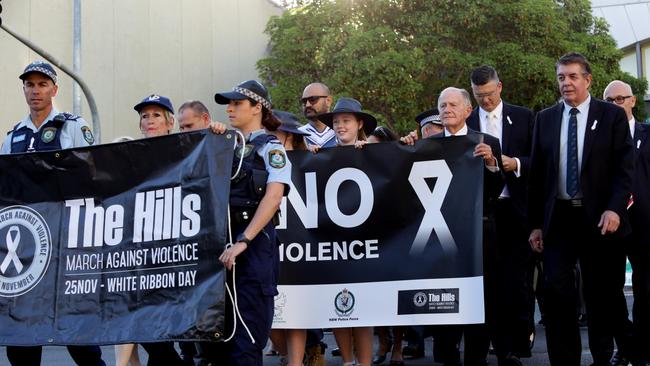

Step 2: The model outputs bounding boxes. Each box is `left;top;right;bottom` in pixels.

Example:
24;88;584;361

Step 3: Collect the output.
1;51;649;366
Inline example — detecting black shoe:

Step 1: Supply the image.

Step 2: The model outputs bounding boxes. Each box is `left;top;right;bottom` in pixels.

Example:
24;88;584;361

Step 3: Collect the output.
331;347;341;357
500;353;523;366
577;313;588;328
610;352;631;366
372;354;387;364
402;345;424;359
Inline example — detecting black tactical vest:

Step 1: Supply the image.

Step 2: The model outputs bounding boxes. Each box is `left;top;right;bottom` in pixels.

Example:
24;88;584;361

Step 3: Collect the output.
229;133;277;209
9;113;79;153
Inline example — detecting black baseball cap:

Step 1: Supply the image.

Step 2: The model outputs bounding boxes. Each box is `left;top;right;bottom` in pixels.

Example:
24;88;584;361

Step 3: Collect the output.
415;108;442;127
20;61;58;84
214;80;272;110
134;94;175;114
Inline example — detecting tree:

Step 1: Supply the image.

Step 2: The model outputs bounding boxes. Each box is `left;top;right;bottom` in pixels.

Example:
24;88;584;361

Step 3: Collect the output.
258;0;647;134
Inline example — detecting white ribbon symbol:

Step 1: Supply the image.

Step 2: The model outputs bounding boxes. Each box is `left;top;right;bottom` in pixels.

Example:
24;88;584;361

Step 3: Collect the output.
1;226;24;274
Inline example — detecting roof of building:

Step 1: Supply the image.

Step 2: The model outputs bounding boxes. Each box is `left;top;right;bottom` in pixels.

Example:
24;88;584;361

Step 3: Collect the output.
592;0;650;49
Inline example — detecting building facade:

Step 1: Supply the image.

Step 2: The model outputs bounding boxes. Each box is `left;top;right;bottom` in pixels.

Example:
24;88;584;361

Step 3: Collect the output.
592;0;650;119
0;0;283;142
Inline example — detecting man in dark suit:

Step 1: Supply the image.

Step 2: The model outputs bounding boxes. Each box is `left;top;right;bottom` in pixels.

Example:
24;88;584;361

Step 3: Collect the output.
435;87;505;366
467;65;535;365
603;80;650;366
528;53;634;366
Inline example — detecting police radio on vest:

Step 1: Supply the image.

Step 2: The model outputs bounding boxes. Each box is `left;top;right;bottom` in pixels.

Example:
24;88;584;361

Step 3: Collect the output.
65;186;201;248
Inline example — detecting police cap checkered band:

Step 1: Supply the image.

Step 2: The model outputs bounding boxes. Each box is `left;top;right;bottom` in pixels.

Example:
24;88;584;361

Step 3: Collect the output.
420;114;442;126
20;61;58;84
214;80;272;109
414;108;442;127
233;87;272;110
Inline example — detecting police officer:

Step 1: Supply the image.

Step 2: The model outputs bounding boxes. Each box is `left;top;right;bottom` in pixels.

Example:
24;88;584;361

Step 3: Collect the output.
415;108;444;138
210;80;292;366
1;61;95;154
1;61;103;365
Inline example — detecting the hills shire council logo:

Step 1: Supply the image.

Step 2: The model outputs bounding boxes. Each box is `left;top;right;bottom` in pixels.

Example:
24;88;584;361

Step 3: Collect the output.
334;288;355;316
0;206;52;297
413;291;427;307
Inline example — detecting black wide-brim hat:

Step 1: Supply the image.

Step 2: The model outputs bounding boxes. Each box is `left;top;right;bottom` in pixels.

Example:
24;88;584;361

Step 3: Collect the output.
273;110;310;136
317;97;377;136
214;80;272;110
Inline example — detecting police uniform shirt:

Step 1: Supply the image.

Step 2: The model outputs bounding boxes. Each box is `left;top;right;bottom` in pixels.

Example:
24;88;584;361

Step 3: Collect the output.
1;108;94;154
248;129;292;186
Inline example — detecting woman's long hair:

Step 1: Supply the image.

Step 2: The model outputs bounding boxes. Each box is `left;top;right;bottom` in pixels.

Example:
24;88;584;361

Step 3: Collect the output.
248;98;281;131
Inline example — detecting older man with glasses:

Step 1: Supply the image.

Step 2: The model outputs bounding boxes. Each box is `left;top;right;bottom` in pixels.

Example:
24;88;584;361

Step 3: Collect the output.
602;80;649;366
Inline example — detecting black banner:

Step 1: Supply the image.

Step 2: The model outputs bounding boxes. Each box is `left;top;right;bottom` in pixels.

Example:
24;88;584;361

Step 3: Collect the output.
0;131;233;345
273;136;485;328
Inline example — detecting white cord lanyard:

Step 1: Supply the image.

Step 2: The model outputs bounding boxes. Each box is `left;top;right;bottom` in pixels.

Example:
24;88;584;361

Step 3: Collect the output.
222;129;255;344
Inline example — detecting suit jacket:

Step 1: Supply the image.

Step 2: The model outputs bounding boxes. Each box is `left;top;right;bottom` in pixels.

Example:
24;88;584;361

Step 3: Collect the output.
527;97;634;236
630;122;650;237
467;102;535;219
434;127;505;214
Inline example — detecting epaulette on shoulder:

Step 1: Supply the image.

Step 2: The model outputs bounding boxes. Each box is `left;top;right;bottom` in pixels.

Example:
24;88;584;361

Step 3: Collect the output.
265;134;281;144
58;112;81;121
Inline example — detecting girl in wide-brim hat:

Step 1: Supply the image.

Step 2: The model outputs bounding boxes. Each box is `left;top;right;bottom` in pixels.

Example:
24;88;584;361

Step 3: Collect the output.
316;97;375;366
317;97;377;146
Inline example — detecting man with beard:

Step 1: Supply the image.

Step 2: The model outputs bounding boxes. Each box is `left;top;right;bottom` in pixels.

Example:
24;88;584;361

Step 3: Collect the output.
299;83;336;148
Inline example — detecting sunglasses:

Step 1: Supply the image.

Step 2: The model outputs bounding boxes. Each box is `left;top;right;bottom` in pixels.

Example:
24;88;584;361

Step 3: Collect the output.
300;95;328;105
605;95;633;104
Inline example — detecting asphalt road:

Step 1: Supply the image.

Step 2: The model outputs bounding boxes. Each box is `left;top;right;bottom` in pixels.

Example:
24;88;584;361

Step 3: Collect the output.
0;293;632;365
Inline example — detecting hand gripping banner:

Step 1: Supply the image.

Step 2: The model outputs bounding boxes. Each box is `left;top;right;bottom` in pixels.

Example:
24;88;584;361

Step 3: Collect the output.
273;136;485;328
0;131;233;346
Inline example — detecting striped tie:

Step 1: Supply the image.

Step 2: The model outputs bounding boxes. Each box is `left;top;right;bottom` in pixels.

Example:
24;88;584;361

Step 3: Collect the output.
566;108;579;197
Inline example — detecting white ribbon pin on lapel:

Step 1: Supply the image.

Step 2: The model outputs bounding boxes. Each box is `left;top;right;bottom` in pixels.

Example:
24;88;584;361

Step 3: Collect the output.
591;120;598;131
638;140;641;149
507;116;513;125
1;226;24;274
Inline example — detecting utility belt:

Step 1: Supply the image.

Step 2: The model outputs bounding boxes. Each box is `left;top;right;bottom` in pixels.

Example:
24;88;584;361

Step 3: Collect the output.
230;208;280;227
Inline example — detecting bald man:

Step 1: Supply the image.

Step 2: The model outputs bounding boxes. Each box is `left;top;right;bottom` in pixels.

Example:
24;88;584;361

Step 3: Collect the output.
604;80;649;366
299;82;336;148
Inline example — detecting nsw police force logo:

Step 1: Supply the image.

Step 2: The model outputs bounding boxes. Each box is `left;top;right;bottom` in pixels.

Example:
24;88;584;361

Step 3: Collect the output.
334;288;355;316
0;206;52;297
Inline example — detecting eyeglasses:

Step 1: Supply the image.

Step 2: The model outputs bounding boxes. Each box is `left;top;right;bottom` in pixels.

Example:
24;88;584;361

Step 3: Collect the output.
605;95;633;104
300;95;328;105
473;89;498;99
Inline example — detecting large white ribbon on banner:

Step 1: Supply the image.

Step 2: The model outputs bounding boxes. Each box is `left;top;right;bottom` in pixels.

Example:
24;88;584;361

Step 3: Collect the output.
1;226;24;274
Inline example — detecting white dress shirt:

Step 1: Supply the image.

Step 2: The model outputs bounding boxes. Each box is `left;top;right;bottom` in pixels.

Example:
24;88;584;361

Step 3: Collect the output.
557;95;591;199
478;101;519;197
444;124;498;172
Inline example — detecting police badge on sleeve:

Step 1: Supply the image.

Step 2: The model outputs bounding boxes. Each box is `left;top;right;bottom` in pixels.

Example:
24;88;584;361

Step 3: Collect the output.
268;149;286;169
81;126;95;145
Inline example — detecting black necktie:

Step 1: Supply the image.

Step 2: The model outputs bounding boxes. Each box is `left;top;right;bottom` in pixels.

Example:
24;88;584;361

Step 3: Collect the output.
566;108;579;198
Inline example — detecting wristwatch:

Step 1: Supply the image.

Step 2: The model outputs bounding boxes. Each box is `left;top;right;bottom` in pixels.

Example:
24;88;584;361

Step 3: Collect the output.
236;233;252;245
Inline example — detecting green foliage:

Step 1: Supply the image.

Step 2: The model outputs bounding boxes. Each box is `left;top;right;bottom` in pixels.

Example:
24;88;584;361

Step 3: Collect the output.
258;0;647;133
